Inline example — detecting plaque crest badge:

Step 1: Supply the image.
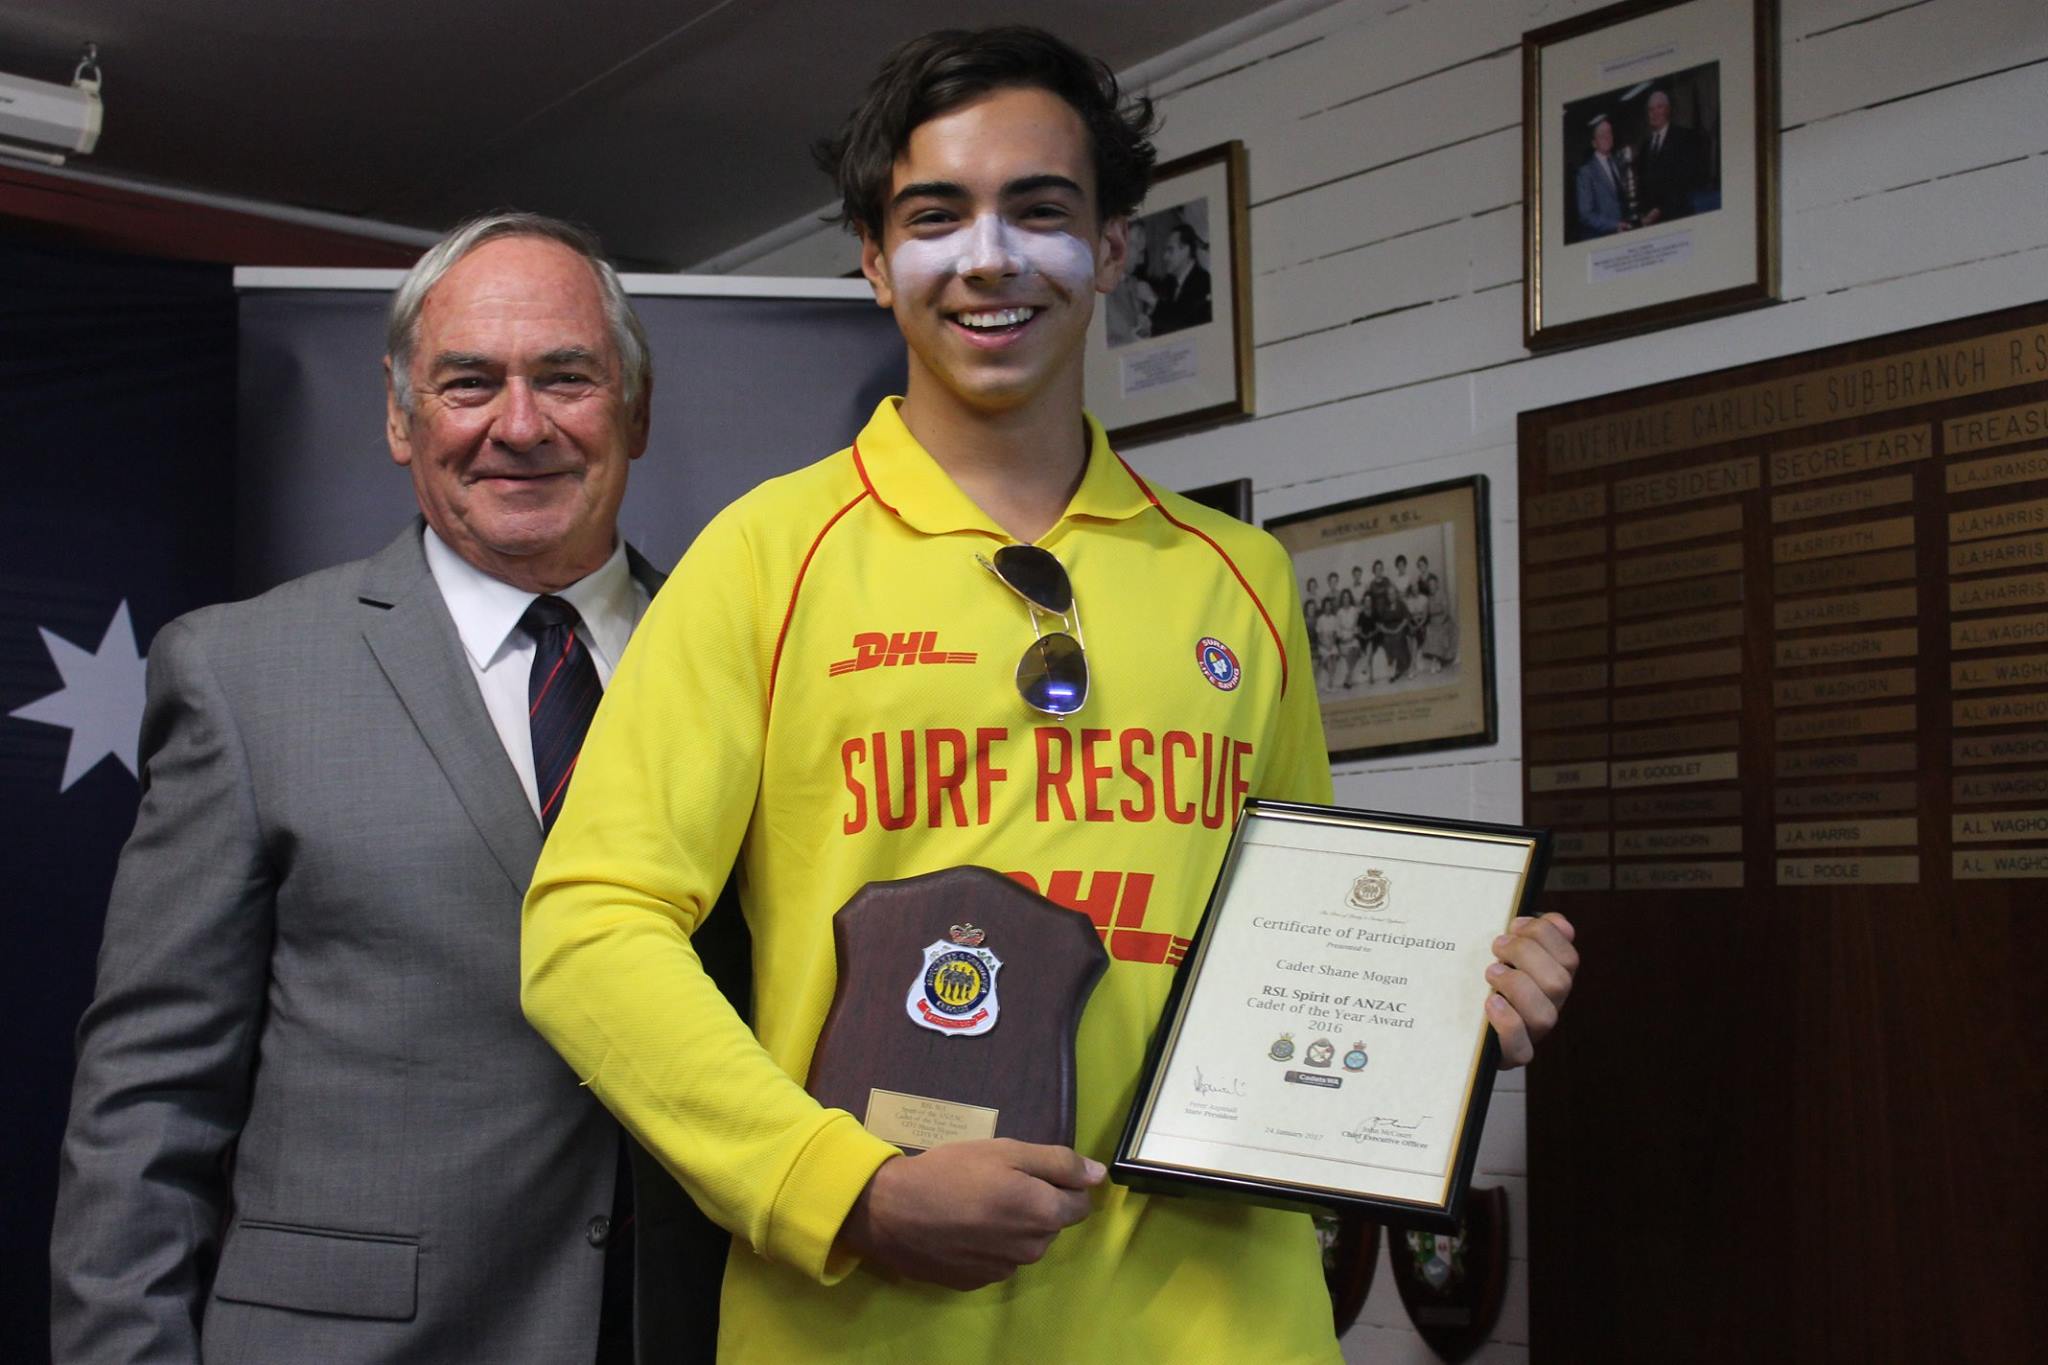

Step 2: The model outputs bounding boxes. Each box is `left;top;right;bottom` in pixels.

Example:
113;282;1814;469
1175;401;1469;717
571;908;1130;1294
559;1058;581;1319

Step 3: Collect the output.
1268;1032;1296;1062
1348;869;1391;910
906;925;1002;1036
1342;1041;1369;1071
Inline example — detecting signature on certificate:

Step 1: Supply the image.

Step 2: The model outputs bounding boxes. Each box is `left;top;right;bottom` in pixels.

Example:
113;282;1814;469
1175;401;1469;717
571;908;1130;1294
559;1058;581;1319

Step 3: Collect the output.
1193;1066;1248;1098
1341;1114;1430;1143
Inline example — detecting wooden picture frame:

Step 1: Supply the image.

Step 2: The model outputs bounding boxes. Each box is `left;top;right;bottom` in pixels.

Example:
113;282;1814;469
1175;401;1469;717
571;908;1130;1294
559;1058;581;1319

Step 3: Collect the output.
1086;141;1255;445
1522;0;1780;349
1266;476;1499;763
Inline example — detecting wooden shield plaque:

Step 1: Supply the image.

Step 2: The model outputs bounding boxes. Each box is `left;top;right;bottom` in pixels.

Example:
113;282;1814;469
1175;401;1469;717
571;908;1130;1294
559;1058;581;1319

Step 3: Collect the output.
805;866;1107;1152
1389;1184;1509;1364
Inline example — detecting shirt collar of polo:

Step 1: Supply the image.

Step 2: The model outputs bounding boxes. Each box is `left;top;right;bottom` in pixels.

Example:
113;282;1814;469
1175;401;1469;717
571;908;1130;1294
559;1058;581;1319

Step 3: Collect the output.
850;396;1153;541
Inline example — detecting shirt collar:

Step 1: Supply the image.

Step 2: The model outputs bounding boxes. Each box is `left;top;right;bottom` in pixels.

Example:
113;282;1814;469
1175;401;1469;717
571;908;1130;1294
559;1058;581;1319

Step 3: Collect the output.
848;396;1154;541
422;526;639;672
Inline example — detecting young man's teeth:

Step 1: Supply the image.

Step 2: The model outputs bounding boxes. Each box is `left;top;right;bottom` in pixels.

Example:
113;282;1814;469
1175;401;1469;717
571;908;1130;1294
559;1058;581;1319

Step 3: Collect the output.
958;307;1036;329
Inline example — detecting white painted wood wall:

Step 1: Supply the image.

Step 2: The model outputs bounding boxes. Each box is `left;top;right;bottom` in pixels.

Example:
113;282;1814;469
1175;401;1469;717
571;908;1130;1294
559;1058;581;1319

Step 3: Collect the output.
706;1;2048;1357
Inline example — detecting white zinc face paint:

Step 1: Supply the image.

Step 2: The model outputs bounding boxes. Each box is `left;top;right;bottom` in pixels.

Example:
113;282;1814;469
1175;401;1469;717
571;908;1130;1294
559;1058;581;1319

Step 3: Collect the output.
888;212;1098;293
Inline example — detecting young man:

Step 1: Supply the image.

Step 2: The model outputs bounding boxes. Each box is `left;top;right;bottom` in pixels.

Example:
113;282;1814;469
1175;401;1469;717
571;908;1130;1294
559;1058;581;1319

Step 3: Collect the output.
522;28;1576;1362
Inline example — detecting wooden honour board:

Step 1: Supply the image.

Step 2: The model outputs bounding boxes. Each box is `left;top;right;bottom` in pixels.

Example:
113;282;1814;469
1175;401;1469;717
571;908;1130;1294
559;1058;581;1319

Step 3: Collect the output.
1518;301;2048;1363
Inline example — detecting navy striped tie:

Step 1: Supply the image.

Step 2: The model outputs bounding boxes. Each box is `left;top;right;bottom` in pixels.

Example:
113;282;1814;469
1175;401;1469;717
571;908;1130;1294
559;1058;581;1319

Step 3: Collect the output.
521;595;601;831
523;594;637;1357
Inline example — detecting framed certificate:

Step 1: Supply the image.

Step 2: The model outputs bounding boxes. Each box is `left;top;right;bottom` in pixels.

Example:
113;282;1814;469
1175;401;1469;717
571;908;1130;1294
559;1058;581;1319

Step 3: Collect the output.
1114;800;1548;1229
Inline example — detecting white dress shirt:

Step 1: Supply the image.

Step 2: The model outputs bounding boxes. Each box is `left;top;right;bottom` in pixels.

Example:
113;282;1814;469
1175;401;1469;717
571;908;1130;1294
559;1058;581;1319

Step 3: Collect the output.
423;526;648;820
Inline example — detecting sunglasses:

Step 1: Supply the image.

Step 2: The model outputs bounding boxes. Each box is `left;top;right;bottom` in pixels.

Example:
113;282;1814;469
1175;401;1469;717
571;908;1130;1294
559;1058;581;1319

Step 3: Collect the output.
976;545;1088;716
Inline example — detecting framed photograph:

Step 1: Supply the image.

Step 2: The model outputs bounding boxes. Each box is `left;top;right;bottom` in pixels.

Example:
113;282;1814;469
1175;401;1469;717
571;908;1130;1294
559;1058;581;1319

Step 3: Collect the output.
1084;141;1254;445
1114;800;1548;1230
1522;0;1779;349
1178;476;1253;523
1265;476;1497;763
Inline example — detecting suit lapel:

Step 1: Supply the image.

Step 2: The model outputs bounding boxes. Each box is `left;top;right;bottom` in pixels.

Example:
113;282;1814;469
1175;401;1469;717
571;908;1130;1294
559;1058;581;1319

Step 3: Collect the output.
358;525;542;897
625;544;668;599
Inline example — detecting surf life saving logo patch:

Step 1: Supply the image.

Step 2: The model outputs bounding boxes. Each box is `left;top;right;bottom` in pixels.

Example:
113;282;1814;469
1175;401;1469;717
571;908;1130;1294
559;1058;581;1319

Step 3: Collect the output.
906;923;1002;1036
1195;636;1242;692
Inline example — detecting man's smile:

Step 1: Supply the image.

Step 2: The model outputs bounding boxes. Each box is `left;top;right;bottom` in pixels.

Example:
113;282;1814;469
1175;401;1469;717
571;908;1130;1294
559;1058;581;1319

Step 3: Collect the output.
947;305;1042;345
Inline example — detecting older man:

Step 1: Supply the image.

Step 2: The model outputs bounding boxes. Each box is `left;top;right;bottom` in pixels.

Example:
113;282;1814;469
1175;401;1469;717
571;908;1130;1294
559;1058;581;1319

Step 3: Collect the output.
51;213;730;1363
1638;88;1708;225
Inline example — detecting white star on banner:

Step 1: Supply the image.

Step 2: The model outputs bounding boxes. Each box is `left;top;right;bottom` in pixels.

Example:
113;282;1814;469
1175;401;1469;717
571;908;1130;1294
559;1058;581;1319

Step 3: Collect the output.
10;600;148;792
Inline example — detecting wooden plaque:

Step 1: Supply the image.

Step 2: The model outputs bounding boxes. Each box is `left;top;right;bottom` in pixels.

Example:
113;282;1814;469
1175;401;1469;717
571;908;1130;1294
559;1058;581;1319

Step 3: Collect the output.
1948;529;2048;575
1945;397;2048;455
1613;571;1744;618
1518;300;2048;1363
806;867;1107;1151
1613;541;1744;587
1946;448;2048;495
1774;545;1916;593
1950;573;2048;613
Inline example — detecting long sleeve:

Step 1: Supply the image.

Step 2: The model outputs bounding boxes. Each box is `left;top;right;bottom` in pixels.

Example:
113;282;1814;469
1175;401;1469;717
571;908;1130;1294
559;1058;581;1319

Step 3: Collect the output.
521;506;897;1286
51;617;274;1364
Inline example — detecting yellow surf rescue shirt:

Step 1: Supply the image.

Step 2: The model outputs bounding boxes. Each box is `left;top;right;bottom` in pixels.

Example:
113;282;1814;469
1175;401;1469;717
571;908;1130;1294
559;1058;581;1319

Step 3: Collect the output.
524;399;1341;1361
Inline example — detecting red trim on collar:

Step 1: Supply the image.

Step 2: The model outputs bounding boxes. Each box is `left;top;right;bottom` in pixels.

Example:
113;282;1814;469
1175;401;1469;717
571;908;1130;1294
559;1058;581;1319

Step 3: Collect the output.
1117;456;1290;697
850;441;902;520
769;488;869;701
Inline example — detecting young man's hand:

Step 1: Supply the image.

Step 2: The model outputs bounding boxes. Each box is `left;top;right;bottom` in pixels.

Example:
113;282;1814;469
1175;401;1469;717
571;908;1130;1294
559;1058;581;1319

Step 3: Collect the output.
1485;911;1578;1068
838;1139;1103;1289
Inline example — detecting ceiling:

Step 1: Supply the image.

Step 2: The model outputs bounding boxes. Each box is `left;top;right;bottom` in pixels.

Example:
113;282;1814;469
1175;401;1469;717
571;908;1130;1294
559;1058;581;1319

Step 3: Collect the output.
0;0;1287;269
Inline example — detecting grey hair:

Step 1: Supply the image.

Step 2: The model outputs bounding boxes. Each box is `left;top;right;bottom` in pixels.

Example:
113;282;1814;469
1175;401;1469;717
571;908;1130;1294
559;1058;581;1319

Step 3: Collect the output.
386;211;651;415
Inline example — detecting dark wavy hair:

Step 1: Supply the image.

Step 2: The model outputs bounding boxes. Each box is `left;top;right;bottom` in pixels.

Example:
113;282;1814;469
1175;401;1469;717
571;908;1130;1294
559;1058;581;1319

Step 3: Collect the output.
814;27;1160;239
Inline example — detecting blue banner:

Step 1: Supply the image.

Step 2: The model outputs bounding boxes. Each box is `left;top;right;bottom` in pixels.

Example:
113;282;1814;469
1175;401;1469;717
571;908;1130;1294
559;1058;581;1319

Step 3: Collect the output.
0;240;235;1356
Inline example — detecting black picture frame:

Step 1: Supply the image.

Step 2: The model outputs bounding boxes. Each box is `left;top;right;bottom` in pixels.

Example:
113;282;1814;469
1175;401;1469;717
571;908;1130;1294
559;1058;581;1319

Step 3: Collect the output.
1266;475;1499;763
1113;800;1550;1231
1178;476;1254;523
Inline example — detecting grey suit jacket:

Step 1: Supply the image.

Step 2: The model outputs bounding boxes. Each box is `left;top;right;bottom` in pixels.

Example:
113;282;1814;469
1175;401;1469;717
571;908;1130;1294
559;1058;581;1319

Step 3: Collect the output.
51;523;718;1363
1575;154;1626;236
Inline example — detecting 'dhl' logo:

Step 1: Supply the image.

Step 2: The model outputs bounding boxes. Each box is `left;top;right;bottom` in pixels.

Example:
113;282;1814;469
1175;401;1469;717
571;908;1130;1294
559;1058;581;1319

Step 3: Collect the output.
828;630;978;676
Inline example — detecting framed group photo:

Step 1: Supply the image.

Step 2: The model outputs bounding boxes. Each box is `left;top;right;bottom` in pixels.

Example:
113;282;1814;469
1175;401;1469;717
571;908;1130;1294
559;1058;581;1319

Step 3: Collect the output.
1085;141;1255;445
1522;0;1779;348
1265;476;1498;763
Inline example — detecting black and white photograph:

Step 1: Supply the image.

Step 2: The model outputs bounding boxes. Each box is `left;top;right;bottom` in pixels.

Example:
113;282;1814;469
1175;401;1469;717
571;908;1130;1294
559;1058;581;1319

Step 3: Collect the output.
1083;140;1253;444
1295;523;1461;705
1267;476;1497;763
1105;196;1213;347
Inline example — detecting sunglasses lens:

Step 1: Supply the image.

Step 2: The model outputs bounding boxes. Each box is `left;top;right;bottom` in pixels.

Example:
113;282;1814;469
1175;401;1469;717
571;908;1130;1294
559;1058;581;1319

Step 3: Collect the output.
993;545;1073;616
1016;633;1088;716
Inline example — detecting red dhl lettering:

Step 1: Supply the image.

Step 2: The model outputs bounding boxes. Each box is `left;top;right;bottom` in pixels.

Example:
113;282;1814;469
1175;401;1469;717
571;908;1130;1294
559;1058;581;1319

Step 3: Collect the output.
840;726;1253;833
827;630;977;676
1008;868;1188;966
